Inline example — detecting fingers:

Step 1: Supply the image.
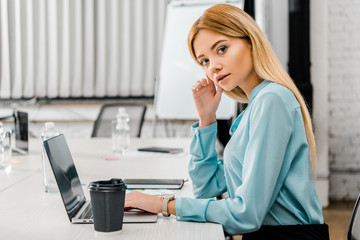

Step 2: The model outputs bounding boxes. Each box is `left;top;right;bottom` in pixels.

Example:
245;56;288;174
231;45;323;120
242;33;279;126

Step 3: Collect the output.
215;86;223;101
192;76;222;96
206;75;215;86
192;78;208;93
200;78;208;86
205;75;218;91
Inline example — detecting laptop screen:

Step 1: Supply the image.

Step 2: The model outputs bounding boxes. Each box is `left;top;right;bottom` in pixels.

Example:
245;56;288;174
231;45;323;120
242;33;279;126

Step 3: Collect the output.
44;134;86;221
14;111;28;151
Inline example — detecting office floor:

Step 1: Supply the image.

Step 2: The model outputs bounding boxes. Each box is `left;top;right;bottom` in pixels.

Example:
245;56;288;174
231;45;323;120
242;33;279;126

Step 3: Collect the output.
231;200;355;240
323;200;355;240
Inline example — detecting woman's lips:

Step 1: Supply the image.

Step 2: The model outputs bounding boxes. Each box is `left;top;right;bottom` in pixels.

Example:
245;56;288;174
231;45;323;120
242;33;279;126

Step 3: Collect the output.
216;74;230;85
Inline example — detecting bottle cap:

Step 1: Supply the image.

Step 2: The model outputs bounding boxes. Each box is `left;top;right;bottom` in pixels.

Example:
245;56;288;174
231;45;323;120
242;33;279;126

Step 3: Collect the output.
45;122;55;129
118;108;126;114
116;107;128;118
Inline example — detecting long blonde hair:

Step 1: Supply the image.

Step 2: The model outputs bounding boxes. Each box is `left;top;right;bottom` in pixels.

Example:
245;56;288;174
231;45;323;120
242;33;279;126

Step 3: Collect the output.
188;4;317;176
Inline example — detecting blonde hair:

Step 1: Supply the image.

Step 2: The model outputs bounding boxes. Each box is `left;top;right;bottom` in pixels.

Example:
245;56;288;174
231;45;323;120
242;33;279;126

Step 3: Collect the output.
188;4;317;176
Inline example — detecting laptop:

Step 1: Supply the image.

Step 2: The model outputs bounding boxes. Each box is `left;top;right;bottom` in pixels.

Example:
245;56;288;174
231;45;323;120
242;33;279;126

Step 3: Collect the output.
43;134;158;223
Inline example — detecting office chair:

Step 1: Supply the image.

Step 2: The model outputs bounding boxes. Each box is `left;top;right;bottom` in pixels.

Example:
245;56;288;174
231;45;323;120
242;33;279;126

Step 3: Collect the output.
91;103;147;138
348;194;360;240
0;115;13;121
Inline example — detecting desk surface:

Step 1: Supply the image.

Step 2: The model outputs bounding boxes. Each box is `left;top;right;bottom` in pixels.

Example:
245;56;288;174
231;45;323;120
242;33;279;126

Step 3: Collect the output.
0;138;225;240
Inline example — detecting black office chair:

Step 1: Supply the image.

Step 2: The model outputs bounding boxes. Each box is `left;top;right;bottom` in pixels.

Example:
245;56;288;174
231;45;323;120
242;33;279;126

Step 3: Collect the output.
0;114;14;121
348;194;360;240
91;103;147;138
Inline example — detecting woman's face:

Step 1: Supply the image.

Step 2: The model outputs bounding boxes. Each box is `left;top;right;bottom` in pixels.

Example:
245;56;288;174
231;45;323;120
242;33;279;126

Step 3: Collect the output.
193;29;254;92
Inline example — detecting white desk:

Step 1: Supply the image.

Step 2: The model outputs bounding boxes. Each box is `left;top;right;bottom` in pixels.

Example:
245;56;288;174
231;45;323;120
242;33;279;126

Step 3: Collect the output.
0;138;225;240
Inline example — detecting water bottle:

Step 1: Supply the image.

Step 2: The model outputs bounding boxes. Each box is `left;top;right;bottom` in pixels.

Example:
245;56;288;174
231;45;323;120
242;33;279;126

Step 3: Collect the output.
41;122;60;193
112;108;130;154
0;122;5;168
0;122;12;169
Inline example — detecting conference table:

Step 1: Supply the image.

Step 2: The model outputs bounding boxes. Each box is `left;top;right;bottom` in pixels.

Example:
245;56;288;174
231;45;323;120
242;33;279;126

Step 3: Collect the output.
0;137;225;240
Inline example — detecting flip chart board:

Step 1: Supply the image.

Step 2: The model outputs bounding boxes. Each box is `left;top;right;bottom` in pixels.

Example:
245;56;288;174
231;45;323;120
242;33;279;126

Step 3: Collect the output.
155;1;243;119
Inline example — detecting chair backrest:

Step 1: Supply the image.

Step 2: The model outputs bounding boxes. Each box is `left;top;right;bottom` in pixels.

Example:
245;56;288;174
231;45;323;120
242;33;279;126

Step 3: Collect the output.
91;103;147;138
349;194;360;240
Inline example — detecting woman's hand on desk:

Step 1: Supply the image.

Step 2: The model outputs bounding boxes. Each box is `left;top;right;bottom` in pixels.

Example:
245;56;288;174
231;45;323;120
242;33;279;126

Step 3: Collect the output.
125;191;162;213
124;191;176;216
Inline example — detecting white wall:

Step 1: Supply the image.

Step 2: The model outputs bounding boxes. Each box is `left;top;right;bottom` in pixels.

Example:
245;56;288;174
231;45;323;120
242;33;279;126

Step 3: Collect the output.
255;0;289;71
327;0;360;200
311;0;330;207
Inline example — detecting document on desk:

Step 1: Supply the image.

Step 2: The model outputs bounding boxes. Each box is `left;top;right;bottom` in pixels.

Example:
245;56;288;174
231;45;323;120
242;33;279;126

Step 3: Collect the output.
125;150;186;158
138;147;183;154
124;178;184;189
127;189;175;196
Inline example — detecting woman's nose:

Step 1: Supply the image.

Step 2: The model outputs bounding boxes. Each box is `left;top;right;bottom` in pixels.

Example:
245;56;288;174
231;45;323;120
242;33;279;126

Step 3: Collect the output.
210;62;222;73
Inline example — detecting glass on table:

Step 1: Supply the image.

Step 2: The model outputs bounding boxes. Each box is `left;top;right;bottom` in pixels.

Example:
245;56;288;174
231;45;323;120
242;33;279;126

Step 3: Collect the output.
0;131;12;169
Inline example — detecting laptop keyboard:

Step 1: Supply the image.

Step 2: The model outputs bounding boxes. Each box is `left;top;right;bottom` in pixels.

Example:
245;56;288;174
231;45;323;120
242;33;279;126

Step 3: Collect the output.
79;203;93;219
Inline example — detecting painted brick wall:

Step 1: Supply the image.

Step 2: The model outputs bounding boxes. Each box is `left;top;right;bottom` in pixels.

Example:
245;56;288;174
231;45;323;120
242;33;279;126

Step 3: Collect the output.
328;0;360;200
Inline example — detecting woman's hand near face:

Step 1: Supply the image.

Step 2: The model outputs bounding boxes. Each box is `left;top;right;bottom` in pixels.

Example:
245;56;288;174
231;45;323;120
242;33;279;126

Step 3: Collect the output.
124;191;162;214
192;76;223;128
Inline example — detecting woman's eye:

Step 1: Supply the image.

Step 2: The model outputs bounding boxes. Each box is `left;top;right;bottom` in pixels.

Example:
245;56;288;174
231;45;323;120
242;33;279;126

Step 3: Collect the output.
218;46;227;54
200;59;209;66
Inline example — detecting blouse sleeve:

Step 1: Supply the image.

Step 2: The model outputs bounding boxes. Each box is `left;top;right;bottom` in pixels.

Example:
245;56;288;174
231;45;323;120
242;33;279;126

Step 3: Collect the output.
188;121;227;198
176;93;294;235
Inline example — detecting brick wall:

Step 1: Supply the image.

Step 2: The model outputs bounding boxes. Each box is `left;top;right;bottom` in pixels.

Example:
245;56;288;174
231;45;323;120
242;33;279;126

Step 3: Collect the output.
328;0;360;200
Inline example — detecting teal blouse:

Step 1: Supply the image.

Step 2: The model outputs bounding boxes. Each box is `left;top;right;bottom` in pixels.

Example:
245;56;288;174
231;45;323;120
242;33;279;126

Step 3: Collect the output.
175;80;324;235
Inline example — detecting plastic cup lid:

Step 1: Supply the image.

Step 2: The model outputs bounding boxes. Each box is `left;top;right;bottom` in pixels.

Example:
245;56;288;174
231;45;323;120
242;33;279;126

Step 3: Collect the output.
88;178;127;192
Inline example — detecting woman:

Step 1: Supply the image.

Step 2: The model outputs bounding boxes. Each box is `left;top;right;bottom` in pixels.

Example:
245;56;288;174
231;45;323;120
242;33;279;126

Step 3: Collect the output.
125;4;329;239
